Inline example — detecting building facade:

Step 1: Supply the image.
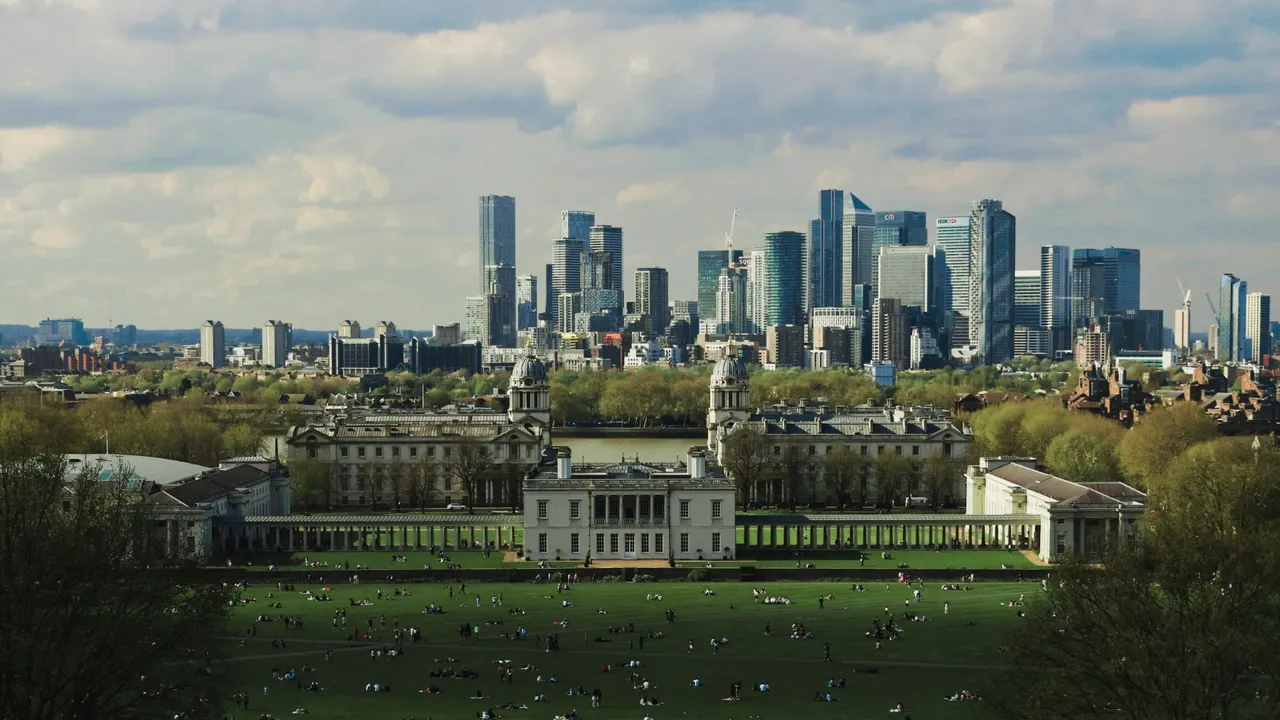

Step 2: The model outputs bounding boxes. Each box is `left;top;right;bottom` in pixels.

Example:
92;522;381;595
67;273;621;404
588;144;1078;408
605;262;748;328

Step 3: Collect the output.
871;298;909;369
589;225;624;309
968;199;1016;363
1218;273;1248;362
199;320;226;369
479;195;516;293
522;448;736;562
561;211;595;243
877;245;944;317
1245;293;1271;364
262;320;292;368
809;189;846;311
1039;245;1071;357
549;237;585;328
697;249;743;317
841;195;876;305
871;210;927;300
516;274;538;331
762;231;806;327
634;267;670;332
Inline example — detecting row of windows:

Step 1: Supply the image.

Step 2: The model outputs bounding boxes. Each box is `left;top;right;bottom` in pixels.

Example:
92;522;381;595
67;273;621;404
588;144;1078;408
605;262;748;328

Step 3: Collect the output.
336;443;535;460
537;498;723;522
533;531;723;556
773;443;952;457
339;475;456;492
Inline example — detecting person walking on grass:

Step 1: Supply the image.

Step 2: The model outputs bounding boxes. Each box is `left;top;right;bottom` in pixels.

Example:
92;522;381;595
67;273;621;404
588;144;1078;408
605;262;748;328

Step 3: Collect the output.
824;642;832;663
688;639;694;654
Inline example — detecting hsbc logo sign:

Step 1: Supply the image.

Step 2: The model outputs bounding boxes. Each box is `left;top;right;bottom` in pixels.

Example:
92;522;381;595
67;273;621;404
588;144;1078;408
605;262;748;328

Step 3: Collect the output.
937;218;959;225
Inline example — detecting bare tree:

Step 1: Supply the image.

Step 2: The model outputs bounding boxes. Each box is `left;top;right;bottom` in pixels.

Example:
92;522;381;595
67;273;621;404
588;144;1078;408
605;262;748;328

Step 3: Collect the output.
446;437;493;508
921;452;961;511
409;457;438;511
495;461;528;511
823;446;867;509
0;454;231;720
720;425;772;506
774;440;812;509
873;451;916;508
287;456;334;512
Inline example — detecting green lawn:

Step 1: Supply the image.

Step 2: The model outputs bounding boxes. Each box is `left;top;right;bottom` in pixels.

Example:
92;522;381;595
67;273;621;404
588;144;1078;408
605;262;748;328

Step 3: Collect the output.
222;580;1028;718
226;551;513;571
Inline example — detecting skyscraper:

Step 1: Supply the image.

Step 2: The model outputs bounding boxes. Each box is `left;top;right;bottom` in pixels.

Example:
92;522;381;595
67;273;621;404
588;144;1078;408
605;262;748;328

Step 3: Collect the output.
716;266;748;334
968;199;1016;363
935;215;973;346
876;245;944;318
871;298;908;368
482;264;517;347
556;293;582;334
1105;248;1141;315
478;195;515;292
745;250;766;334
1245;292;1271;364
698;249;743;314
199;320;225;368
549;237;584;328
634;267;670;332
337;320;361;339
516;274;538;331
1174;307;1191;355
1071;248;1141;325
561;211;595;242
871;210;927;300
1040;245;1071;356
1014;271;1041;327
589;225;624;309
762;231;806;327
580;250;621;330
841;196;876;305
262;320;292;368
808;190;845;310
1218;273;1247;362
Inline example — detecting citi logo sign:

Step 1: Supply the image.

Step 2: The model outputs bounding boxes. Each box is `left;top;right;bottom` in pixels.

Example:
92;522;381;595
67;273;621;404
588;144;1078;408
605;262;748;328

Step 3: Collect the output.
883;213;895;220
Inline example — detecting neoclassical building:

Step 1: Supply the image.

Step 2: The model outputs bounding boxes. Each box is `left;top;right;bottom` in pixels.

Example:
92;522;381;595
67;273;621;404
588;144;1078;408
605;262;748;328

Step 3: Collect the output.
707;354;973;504
285;347;552;508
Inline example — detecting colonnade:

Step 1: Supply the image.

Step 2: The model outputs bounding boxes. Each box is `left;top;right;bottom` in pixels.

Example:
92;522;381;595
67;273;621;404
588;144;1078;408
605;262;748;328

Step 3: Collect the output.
216;523;522;553
740;520;1041;550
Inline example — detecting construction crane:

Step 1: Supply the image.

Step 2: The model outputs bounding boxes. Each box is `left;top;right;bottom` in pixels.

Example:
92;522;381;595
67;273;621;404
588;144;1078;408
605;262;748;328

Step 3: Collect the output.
724;209;739;268
1177;278;1192;310
1205;292;1221;326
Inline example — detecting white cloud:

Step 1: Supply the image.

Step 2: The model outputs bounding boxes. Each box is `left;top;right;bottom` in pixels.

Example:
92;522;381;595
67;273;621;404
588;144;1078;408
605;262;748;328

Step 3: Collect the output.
0;127;75;172
616;180;676;206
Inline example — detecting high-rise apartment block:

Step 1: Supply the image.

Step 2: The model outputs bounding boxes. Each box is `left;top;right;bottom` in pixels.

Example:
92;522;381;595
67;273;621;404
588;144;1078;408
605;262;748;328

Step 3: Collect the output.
261;320;292;368
556;293;582;334
634;267;670;332
1014;270;1041;327
871;298;909;368
762;231;806;327
716;266;748;334
588;225;624;309
1245;292;1271;364
1174;307;1191;355
337;320;361;339
766;324;805;368
968;199;1016;363
199;320;226;368
1218;273;1248;362
482;263;517;347
516;274;538;331
478;195;515;293
549;237;584;328
1039;245;1071;357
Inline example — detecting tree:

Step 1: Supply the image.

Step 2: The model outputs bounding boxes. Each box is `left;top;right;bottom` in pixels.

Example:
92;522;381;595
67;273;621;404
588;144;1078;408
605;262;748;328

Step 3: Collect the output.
447;438;492;508
386;458;410;510
408;457;438;511
873;450;916;507
822;446;867;509
288;456;333;512
921;452;961;511
1044;427;1120;484
0;454;231;720
1118;402;1219;489
720;425;772;505
221;422;263;459
495;461;528;510
774;440;812;508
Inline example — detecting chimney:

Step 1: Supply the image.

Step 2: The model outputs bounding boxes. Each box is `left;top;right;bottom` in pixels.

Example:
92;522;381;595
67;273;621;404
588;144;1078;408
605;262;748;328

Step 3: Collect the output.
556;450;573;480
688;449;706;479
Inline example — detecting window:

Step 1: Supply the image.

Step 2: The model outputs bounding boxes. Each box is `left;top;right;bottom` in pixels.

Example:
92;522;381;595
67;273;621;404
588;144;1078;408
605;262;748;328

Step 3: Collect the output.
712;533;722;553
445;475;452;491
538;533;548;554
711;500;722;520
307;444;316;459
596;534;605;553
340;447;349;457
911;445;920;456
895;446;903;455
680;533;689;553
624;533;635;553
653;497;664;518
640;533;650;553
537;500;548;520
877;446;885;456
943;442;954;456
569;500;581;520
826;446;833;454
428;446;436;457
679;500;690;519
639;496;650;518
808;445;815;455
509;444;519;459
392;446;400;457
609;534;619;553
594;496;607;520
375;447;383;457
357;447;366;458
570;533;580;554
409;446;418;458
860;445;868;456
655;533;664;554
444;447;452;457
772;445;780;455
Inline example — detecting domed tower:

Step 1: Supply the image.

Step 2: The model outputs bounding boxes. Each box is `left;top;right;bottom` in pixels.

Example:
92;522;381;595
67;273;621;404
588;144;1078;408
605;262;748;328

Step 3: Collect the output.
508;343;551;428
707;351;751;453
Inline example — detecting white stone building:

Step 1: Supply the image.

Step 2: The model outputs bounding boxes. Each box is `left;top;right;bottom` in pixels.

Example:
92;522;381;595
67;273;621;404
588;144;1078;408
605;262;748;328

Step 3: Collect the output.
522;448;737;562
966;456;1146;562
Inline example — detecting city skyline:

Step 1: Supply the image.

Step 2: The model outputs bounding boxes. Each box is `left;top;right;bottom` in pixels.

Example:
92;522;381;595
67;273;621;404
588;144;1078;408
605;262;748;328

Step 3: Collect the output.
0;2;1276;329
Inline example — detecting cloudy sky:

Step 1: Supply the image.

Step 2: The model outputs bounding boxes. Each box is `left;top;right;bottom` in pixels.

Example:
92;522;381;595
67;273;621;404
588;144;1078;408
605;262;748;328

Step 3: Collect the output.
1;0;1277;331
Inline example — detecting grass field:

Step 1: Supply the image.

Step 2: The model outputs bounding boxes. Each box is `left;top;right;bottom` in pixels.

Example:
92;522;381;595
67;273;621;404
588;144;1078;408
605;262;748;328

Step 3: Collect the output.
222;579;1030;718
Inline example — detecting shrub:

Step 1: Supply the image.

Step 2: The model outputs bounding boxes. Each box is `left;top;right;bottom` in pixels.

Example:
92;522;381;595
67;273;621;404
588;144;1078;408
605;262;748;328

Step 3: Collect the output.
686;568;710;583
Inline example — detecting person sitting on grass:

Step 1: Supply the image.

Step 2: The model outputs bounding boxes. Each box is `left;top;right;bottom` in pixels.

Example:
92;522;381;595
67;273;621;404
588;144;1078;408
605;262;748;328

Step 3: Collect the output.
469;688;487;700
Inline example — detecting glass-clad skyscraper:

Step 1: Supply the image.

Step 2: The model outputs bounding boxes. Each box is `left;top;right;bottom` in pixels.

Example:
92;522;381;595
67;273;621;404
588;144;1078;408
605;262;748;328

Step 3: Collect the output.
762;231;806;327
1218;273;1247;362
841;196;876;306
871;210;927;300
968;199;1016;363
698;249;743;314
809;190;845;310
479;195;515;294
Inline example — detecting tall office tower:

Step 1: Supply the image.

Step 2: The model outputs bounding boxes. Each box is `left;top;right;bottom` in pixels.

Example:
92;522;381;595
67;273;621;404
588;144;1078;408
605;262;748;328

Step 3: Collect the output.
634;267;670;332
261;320;292;368
36;318;88;345
556;293;582;334
968;199;1016;363
808;189;846;310
1071;247;1141;325
841;195;876;305
1245;292;1271;364
1174;307;1191;355
1105;248;1141;315
516;274;538;331
199;320;226;368
716;265;748;334
482;264;517;347
698;249;744;314
337;320;361;339
479;195;516;292
876;245;945;318
671;300;699;324
432;323;461;345
935;215;973;346
561;211;595;242
579;250;621;330
745;250;766;334
871;298;909;368
1218;273;1248;361
543;264;554;326
1040;245;1071;356
762;231;806;327
548;237;584;328
1014;271;1042;327
464;296;485;344
580;250;613;292
871;210;927;300
589;225;624;306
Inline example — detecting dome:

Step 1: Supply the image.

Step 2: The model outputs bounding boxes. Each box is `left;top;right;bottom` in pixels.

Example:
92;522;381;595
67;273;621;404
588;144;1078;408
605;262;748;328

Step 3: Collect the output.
710;354;749;385
511;353;549;386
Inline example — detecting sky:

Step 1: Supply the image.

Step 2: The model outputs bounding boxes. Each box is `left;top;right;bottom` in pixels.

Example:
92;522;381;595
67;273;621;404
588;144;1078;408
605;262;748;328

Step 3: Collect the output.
1;0;1278;331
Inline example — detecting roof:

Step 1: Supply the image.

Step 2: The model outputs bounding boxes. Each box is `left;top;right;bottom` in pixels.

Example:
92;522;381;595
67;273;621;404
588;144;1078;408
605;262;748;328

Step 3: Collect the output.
743;411;966;439
166;465;272;506
847;193;872;211
64;454;211;487
986;463;1142;506
234;513;520;525
743;513;1041;525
